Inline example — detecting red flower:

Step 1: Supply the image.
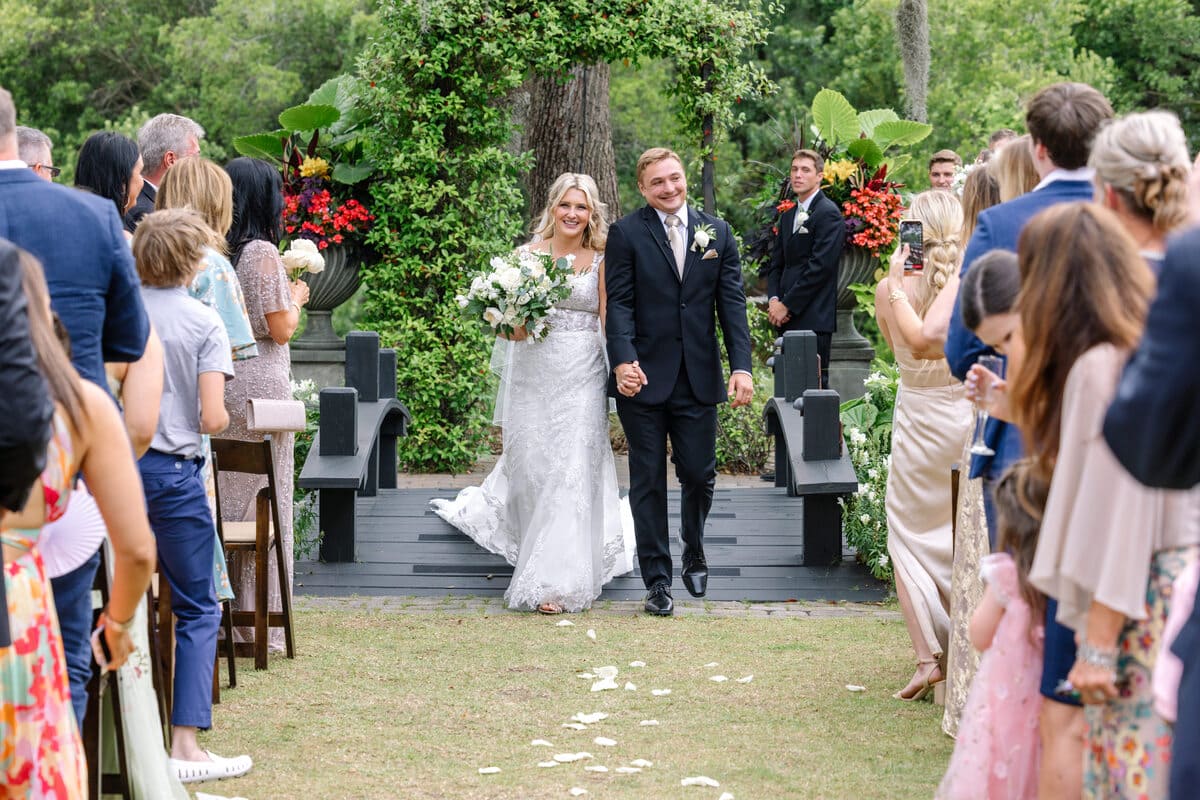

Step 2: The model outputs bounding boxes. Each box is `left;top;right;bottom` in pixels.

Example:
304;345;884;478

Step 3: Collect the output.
776;199;796;214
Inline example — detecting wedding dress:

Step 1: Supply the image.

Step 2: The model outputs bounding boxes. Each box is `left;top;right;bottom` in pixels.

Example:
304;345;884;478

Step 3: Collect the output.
431;252;636;612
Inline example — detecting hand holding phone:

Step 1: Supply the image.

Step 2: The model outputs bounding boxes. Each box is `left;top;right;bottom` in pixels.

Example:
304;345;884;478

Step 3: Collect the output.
899;219;924;272
91;624;113;672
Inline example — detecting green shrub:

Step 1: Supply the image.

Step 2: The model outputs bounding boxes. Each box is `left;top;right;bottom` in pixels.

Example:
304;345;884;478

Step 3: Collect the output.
839;359;898;582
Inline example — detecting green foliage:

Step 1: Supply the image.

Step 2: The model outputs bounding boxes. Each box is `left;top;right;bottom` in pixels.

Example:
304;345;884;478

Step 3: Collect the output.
290;379;323;560
357;0;778;471
839;359;898;582
715;367;773;474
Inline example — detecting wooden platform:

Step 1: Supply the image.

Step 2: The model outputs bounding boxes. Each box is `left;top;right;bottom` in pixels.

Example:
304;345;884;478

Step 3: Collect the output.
294;487;889;603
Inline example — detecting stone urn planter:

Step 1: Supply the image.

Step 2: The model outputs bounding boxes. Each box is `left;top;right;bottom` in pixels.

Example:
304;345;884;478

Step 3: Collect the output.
292;244;363;351
828;245;877;401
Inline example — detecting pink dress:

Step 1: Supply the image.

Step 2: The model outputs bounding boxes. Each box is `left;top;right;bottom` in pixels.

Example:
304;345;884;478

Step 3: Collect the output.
936;553;1043;800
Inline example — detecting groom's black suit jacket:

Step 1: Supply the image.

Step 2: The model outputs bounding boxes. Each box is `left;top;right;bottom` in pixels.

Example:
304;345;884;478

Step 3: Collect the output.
124;181;156;233
605;204;753;405
764;189;845;334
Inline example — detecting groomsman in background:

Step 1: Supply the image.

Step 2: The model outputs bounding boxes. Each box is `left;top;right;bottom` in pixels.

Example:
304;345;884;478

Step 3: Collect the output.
126;112;204;231
764;148;845;389
928;149;961;190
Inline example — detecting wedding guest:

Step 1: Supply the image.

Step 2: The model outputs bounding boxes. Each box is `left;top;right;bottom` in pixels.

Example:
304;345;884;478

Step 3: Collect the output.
131;209;253;782
988;128;1018;152
221;157;308;650
928;149;962;191
74;131;144;227
875;191;972;700
936;460;1047;800
128;113;204;231
960;166;1000;243
997;202;1200;798
3;251;156;795
16;126;56;181
991;134;1039;203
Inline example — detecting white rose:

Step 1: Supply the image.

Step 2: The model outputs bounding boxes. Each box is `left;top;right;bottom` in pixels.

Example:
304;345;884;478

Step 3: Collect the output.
497;267;523;293
694;229;711;249
501;306;518;324
281;238;325;276
482;307;503;327
455;294;469;309
516;293;531;306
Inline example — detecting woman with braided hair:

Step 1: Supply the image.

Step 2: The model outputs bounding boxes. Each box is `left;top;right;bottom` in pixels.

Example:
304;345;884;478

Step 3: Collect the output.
875;190;974;700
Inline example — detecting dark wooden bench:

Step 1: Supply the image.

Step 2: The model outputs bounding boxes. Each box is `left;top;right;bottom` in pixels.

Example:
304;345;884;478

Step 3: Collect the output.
762;330;859;566
298;331;411;563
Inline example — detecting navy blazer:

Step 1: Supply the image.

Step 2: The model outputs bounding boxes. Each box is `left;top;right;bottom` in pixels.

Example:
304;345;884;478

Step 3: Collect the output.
763;189;845;334
945;179;1095;479
605;205;753;406
0;168;148;388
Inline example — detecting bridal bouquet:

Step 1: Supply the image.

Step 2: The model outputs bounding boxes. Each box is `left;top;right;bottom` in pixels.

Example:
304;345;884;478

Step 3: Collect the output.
280;238;326;281
456;249;575;340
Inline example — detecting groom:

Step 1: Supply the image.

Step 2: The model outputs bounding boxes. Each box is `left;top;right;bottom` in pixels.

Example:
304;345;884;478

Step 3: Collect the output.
605;148;754;616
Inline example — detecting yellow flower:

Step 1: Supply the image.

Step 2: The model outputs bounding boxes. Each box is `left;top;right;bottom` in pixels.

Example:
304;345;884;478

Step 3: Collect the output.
823;159;857;184
300;156;331;179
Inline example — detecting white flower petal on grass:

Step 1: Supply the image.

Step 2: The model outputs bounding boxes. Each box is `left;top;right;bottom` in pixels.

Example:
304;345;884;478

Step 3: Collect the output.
584;765;609;772
586;629;596;641
629;660;646;668
736;675;754;684
477;767;501;775
537;761;559;768
562;723;588;730
531;739;554;747
593;666;618;679
719;793;736;800
651;689;672;696
624;682;637;691
710;675;728;683
577;673;594;679
572;712;608;725
556;620;575;627
553;752;593;763
703;662;719;668
681;776;720;787
590;678;619;692
846;684;867;692
615;766;643;774
639;720;659;726
569;789;588;797
593;736;617;747
629;759;654;768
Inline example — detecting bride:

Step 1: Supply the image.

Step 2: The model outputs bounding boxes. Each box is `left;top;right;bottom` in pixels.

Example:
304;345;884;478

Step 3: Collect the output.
432;173;635;613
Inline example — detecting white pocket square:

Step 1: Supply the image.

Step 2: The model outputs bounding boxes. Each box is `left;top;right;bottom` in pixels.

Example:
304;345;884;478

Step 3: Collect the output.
701;249;719;260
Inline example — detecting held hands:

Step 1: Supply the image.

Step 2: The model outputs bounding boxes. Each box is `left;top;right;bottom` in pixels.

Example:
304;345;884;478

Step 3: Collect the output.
767;298;791;328
500;325;529;342
728;372;753;408
965;364;1011;423
615;361;648;397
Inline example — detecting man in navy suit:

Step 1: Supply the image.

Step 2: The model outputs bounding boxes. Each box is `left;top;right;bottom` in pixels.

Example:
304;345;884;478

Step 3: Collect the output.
1102;225;1200;796
606;148;754;616
764;149;845;388
0;86;149;727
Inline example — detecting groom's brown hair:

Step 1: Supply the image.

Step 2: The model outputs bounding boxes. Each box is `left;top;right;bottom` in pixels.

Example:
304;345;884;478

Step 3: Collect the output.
636;147;683;184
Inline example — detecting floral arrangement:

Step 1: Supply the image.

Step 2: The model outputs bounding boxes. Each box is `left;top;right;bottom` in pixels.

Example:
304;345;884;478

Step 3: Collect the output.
457;249;575;340
281;161;374;251
841;184;905;257
280;238;325;280
839;359;899;583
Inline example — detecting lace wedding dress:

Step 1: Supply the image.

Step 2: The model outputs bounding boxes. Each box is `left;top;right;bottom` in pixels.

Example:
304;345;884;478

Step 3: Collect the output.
431;252;636;611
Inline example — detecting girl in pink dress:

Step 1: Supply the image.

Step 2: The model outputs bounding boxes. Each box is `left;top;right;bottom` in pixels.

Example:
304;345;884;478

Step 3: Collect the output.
937;462;1046;800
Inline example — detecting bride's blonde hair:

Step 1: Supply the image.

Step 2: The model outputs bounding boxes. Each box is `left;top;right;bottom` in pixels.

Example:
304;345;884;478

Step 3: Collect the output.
906;191;963;317
530;173;609;251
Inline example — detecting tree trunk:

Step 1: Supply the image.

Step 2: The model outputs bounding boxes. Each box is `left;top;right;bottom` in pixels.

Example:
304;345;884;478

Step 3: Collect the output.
523;64;621;222
895;0;930;123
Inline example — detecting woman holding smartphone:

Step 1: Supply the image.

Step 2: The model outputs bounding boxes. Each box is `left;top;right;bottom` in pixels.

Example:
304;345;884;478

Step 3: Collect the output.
875;190;974;700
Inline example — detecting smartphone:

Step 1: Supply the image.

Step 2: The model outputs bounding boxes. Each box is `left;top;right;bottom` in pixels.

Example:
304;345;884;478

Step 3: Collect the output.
91;624;112;672
899;219;924;272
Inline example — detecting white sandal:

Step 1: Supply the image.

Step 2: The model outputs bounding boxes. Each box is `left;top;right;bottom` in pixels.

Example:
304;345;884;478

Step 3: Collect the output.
170;750;254;783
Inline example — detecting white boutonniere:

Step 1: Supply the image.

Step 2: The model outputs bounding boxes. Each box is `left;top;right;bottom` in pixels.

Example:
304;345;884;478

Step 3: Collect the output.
793;209;810;235
691;222;717;252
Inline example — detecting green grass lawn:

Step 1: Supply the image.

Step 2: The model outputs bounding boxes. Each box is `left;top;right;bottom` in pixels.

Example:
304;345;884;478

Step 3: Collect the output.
199;607;952;799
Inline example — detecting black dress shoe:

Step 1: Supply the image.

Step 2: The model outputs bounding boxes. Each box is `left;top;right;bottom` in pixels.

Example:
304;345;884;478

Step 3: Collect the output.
644;584;674;616
682;549;708;598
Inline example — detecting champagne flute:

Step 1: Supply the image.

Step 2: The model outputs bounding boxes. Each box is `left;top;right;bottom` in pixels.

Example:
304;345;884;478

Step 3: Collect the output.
968;354;1006;457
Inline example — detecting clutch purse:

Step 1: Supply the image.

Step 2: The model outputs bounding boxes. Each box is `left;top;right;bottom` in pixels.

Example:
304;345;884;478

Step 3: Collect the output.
245;398;308;433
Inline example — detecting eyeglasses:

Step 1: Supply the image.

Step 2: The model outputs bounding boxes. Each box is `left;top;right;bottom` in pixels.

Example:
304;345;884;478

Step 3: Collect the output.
32;163;61;178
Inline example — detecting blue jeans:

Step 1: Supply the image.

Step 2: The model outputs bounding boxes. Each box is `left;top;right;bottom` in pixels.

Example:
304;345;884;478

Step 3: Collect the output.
981;474;999;551
139;450;219;730
50;548;101;729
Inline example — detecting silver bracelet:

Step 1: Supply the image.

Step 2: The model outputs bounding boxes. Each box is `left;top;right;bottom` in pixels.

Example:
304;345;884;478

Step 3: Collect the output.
1078;642;1118;671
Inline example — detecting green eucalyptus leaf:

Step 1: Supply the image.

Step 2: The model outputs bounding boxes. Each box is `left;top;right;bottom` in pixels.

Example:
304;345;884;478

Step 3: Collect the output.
873;120;933;150
232;132;286;161
847;138;885;169
278;104;341;133
857;109;899;139
811;88;859;147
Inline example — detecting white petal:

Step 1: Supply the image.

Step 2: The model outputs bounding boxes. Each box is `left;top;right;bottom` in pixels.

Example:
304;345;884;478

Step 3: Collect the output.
593;736;617;747
590;678;619;692
719;794;736;800
586;629;596;640
624;682;637;691
478;766;501;775
651;689;671;696
584;765;609;772
615;766;643;774
531;739;553;747
703;662;719;668
556;620;575;627
736;675;754;684
710;675;728;683
572;712;608;724
639;720;659;726
553;752;593;763
681;776;720;787
628;660;646;668
629;759;654;768
537;761;559;768
845;684;867;692
593;666;619;679
562;723;587;730
569;789;588;797
577;673;595;679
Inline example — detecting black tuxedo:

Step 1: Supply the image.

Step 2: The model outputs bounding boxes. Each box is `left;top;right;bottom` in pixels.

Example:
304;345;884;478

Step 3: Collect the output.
605;204;753;590
763;189;845;385
124;181;157;233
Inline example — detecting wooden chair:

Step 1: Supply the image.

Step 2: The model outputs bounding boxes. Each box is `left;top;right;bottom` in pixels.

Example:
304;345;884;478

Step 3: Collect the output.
211;436;296;669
